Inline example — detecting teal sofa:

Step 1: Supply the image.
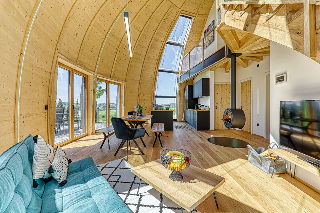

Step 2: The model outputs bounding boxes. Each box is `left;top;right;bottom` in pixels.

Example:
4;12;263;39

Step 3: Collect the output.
0;135;131;213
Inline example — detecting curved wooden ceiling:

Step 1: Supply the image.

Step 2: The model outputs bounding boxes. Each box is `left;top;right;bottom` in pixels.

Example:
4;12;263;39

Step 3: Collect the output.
0;0;214;149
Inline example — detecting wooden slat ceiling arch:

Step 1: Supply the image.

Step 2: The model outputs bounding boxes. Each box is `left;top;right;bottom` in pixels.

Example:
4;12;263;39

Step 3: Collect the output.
57;0;215;114
0;0;214;148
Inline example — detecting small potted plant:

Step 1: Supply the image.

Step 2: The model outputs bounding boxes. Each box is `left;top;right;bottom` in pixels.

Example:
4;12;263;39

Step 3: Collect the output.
137;104;145;116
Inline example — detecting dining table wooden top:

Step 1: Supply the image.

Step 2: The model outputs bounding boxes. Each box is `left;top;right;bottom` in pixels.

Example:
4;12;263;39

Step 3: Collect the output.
121;114;153;122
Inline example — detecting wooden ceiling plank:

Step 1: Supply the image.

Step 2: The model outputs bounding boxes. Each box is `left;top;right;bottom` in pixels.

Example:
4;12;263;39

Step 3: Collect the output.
287;7;304;24
241;56;263;62
266;4;284;22
251;4;267;18
304;1;316;58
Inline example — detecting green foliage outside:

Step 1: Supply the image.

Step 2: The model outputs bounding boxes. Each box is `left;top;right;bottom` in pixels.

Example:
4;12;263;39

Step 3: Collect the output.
96;81;106;99
96;109;116;124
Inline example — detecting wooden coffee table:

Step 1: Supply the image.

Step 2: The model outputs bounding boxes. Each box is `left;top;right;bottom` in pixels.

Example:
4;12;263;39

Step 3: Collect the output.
131;160;225;212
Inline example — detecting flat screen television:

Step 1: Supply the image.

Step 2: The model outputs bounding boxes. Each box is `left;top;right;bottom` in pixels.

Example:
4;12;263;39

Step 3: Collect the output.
280;100;320;160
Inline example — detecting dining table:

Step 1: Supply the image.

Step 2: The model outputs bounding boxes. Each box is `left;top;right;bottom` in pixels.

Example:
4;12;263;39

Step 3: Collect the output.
121;114;153;136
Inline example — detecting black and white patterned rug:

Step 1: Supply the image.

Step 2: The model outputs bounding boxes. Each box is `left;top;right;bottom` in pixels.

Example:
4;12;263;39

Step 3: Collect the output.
97;159;200;213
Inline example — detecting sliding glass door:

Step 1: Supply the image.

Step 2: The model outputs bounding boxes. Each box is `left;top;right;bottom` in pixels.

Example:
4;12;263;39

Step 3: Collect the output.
73;73;87;137
95;80;107;130
55;67;70;144
95;81;121;130
109;83;120;124
55;65;87;145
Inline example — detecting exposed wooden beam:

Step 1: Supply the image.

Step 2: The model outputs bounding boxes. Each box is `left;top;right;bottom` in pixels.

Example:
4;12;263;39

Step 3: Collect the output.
252;4;267;18
243;51;270;56
240;5;251;17
241;56;264;62
266;4;284;22
237;57;249;68
239;35;262;50
245;46;270;54
287;7;304;24
304;0;316;58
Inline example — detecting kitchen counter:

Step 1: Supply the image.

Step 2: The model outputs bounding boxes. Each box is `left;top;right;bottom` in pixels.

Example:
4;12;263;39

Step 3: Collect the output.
151;110;173;131
186;109;210;111
151;110;174;111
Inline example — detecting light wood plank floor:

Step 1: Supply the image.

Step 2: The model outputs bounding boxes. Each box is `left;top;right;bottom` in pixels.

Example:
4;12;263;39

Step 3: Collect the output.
62;122;320;213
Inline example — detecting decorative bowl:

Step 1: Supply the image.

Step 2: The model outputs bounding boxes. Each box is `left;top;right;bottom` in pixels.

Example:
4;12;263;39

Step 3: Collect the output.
160;148;191;181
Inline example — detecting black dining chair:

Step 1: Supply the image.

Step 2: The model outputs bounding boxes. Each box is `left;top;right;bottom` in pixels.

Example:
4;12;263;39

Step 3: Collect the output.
111;117;145;160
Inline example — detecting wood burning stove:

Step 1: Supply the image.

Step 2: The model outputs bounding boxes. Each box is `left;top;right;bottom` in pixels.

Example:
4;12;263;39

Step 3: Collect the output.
223;108;245;129
223;48;246;129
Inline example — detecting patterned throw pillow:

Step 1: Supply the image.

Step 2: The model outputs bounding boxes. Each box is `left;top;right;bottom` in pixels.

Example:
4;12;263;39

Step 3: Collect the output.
32;135;55;179
50;146;68;185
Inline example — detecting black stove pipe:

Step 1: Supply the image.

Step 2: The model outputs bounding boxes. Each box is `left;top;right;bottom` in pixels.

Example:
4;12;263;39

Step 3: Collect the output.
230;53;236;109
223;47;245;129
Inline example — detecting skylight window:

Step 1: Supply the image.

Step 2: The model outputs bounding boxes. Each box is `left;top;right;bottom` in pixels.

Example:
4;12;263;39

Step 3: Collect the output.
168;16;192;45
154;15;192;119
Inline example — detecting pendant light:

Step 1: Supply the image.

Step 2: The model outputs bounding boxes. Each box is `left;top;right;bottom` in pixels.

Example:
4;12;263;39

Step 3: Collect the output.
124;0;132;57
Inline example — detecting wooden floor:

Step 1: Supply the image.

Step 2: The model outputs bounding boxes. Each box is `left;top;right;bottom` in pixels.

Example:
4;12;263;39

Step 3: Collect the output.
62;122;320;213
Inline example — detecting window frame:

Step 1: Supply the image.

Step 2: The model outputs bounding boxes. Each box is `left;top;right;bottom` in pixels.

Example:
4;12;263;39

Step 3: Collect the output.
55;63;89;147
94;79;122;131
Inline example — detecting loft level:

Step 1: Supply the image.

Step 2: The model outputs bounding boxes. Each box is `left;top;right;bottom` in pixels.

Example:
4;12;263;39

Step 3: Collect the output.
180;46;227;82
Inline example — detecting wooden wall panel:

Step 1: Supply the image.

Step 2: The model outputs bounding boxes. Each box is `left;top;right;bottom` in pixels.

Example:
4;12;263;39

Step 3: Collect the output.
58;0;106;63
241;80;251;133
214;84;231;130
0;0;36;153
19;0;75;142
77;0;127;71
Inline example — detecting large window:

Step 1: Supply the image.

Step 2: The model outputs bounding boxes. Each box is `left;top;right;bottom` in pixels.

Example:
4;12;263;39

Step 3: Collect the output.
155;16;192;119
95;80;121;130
55;65;87;146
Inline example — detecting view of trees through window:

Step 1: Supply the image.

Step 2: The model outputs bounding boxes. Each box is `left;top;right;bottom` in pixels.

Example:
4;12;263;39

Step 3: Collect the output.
95;80;120;130
155;15;192;119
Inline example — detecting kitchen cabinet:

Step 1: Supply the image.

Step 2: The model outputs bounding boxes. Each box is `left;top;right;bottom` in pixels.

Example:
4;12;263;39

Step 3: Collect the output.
185;109;210;130
185;85;198;109
193;78;210;98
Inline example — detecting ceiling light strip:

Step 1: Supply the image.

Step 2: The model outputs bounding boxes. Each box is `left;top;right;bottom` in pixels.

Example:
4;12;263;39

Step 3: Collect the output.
124;12;133;57
16;0;43;142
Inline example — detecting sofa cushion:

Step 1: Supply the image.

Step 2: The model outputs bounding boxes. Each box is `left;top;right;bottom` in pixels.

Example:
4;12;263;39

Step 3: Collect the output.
50;146;68;184
0;135;43;212
33;135;55;179
41;157;131;213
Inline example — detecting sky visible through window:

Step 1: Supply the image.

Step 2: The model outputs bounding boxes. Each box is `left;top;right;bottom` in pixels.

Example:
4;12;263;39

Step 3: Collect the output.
56;67;85;104
155;16;192;105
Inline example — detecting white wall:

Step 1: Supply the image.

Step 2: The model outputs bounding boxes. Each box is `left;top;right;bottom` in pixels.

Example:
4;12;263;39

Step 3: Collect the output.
270;42;320;144
270;41;320;191
202;2;225;59
236;57;270;138
213;57;270;138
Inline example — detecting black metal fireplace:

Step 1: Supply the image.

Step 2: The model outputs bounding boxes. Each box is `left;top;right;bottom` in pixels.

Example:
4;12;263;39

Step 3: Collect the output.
223;48;246;129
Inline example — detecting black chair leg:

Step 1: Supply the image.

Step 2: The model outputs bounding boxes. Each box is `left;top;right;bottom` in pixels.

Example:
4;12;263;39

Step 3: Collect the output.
140;137;146;147
126;140;129;161
100;132;107;149
159;132;163;147
213;191;219;209
153;132;158;147
114;140;126;156
132;139;145;155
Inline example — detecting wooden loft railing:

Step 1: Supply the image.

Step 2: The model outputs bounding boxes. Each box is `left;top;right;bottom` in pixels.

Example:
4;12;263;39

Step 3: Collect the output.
180;45;227;82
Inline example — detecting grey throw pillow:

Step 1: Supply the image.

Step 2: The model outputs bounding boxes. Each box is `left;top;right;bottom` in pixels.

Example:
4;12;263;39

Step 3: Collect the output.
32;135;55;179
50;146;68;184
